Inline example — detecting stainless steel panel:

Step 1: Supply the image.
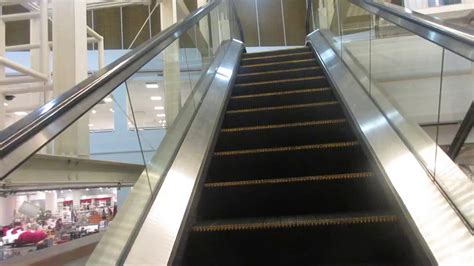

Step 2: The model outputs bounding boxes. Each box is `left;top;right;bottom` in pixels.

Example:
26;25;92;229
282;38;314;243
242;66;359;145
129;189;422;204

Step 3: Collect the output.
86;41;235;265
123;39;244;265
307;30;474;265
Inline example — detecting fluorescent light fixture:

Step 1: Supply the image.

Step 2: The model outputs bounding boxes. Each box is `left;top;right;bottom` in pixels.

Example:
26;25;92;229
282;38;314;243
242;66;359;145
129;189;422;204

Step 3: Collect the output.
88;124;94;127
14;111;27;116
109;108;115;113
146;83;159;89
104;97;113;103
156;114;166;117
154;106;164;110
150;96;162;101
91;109;97;114
3;103;8;107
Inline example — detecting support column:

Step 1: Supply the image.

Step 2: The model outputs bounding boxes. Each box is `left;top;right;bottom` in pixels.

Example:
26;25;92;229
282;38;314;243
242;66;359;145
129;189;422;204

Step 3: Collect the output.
72;190;81;210
0;196;16;225
51;0;89;157
44;191;58;215
161;0;181;126
0;6;5;130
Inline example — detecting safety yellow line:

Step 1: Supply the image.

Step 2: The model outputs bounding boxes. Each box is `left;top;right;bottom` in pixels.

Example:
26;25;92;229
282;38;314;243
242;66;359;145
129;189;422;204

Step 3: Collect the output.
226;101;338;114
237;66;320;77
192;215;399;232
239;59;314;68
241;51;312;61
235;76;325;87
204;172;373;188
231;87;330;99
214;141;358;156
221;119;346;133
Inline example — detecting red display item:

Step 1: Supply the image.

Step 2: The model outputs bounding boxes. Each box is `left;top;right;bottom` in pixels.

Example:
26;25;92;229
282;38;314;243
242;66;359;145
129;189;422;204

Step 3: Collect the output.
2;226;10;236
15;230;47;245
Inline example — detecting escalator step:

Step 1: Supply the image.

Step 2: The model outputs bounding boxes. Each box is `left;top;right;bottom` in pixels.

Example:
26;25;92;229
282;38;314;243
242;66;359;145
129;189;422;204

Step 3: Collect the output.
227;87;334;110
240;51;314;66
235;66;324;84
232;76;329;96
221;102;344;128
184;214;420;265
196;172;394;220
242;47;310;59
215;119;353;151
207;142;370;182
238;59;319;74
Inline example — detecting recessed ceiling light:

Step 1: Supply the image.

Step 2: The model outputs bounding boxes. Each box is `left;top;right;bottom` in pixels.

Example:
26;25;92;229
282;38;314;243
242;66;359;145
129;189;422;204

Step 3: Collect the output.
91;109;97;114
146;83;159;89
104;97;113;103
88;123;94;127
154;106;164;110
156;114;165;117
3;103;8;107
14;111;27;116
109;108;115;113
150;96;162;101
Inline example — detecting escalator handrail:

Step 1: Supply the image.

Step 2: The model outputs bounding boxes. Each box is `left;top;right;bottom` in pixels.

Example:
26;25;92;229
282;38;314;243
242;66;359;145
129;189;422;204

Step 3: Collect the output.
305;0;474;61
352;0;474;61
0;0;229;178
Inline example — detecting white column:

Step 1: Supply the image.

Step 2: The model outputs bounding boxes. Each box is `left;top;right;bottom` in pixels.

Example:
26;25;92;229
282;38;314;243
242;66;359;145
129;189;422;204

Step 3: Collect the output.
0;5;5;130
51;0;89;157
72;190;82;209
161;0;181;126
0;196;16;225
116;187;131;210
44;191;58;214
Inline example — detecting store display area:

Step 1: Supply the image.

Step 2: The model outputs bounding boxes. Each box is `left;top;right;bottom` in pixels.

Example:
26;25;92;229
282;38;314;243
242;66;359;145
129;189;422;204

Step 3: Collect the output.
0;187;129;261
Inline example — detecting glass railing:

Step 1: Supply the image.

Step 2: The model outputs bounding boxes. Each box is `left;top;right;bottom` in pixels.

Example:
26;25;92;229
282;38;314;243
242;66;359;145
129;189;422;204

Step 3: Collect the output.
0;0;242;262
308;0;473;228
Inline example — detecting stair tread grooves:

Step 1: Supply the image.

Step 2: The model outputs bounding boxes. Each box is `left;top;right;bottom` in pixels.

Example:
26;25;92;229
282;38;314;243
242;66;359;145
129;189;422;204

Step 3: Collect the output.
241;51;313;61
204;172;374;187
226;101;339;114
242;47;309;58
236;66;320;77
239;59;316;68
192;213;399;232
235;76;325;87
214;141;359;156
221;119;347;132
230;87;331;99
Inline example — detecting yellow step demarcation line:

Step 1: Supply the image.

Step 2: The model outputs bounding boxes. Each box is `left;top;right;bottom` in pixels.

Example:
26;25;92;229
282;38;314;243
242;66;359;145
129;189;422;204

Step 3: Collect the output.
214;141;359;156
241;51;313;61
221;119;347;133
231;87;330;99
192;215;399;232
204;172;374;188
236;66;320;77
235;76;325;87
226;101;338;114
239;59;314;68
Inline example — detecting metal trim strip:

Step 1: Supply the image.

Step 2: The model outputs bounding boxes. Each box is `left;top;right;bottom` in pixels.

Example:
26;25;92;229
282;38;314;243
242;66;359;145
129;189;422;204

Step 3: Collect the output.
307;30;474;265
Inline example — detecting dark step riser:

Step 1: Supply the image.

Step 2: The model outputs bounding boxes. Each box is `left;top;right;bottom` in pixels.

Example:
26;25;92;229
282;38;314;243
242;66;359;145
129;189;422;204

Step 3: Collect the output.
196;178;393;220
227;90;335;110
238;60;318;74
242;47;310;59
207;146;371;182
222;104;344;128
235;68;324;84
240;53;314;66
183;222;420;265
215;122;354;151
232;79;329;96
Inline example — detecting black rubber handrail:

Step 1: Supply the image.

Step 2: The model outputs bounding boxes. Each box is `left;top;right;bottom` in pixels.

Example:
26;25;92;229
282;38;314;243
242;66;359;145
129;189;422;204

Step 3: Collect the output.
304;0;474;61
0;0;246;178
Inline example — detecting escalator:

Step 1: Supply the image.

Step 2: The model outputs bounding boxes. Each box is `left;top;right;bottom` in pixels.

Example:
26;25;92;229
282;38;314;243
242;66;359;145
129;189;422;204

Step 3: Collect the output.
178;47;430;265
